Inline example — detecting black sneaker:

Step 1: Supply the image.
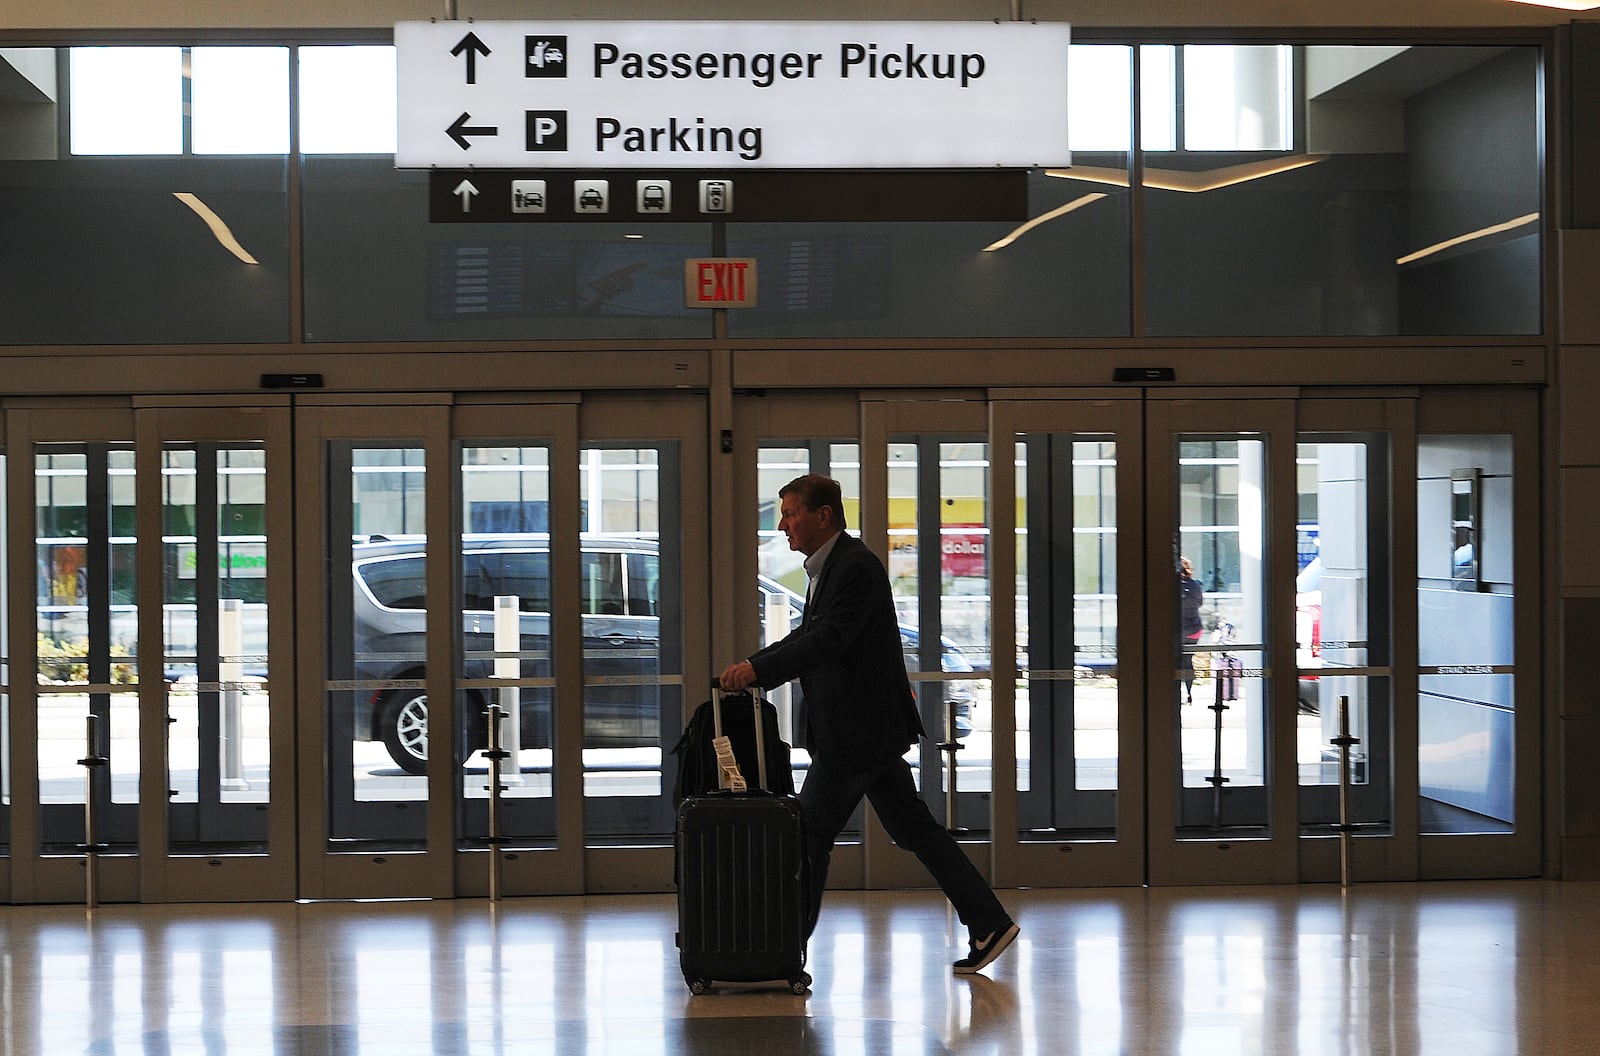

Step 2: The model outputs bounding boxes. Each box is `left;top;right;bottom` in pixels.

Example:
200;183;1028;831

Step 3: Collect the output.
952;919;1019;975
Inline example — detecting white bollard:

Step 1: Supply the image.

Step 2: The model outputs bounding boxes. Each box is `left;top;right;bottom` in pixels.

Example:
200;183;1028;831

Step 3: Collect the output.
220;598;247;790
494;596;524;785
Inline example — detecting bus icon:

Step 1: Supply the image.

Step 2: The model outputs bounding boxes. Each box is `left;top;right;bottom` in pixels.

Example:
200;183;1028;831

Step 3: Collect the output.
638;181;670;212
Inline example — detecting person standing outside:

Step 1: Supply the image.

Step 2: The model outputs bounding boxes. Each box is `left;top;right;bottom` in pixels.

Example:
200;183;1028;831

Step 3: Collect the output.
718;474;1019;975
1178;556;1205;704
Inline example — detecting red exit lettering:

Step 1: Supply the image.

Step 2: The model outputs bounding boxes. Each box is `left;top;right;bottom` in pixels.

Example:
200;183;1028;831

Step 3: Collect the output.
684;257;757;308
698;260;746;302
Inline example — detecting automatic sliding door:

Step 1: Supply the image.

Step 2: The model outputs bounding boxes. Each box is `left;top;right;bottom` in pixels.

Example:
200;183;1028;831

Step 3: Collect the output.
992;397;1144;888
579;396;704;893
1146;398;1299;885
885;433;993;830
1016;434;1123;832
1293;431;1396;846
451;440;561;850
139;404;296;901
2;404;146;902
299;403;452;898
30;435;141;895
5;404;295;903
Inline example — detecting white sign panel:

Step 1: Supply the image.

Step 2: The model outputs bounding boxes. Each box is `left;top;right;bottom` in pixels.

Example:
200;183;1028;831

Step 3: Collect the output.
395;20;1069;169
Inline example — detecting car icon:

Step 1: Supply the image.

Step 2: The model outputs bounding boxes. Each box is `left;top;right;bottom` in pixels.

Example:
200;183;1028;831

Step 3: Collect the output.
579;187;604;209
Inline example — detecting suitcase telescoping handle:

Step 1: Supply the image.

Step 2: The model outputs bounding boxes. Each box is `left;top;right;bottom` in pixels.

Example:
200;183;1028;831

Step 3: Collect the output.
709;678;771;793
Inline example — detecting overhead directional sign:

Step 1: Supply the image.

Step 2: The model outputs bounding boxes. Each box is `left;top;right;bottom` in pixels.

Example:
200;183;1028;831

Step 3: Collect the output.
426;169;1029;223
395;20;1070;170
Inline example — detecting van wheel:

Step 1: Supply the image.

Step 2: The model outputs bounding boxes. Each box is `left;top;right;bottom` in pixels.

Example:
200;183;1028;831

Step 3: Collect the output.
379;690;430;775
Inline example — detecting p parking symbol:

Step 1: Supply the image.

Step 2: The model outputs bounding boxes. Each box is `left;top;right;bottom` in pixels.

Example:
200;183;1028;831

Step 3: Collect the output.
526;111;568;152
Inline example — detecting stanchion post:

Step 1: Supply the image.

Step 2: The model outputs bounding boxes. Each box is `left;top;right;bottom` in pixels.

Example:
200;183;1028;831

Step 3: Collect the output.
77;713;109;909
1331;694;1361;888
1207;666;1231;829
484;702;508;902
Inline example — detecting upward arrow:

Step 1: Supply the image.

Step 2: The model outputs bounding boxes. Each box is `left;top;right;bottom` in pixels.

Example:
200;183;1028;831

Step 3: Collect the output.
451;32;492;85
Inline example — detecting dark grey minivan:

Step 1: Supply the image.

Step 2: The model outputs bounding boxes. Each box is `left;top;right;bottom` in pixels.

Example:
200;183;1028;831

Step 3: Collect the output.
350;536;974;774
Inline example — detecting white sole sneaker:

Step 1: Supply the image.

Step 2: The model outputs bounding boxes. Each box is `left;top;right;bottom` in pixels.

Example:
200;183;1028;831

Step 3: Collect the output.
953;920;1020;975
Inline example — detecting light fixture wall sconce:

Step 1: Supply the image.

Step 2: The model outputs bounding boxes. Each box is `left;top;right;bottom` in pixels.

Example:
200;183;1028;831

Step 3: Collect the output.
1396;212;1540;266
1048;155;1324;194
173;192;259;264
983;193;1108;251
1504;0;1600;10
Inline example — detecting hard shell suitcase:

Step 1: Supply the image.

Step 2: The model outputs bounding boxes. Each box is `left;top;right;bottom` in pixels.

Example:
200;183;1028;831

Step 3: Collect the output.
674;685;810;995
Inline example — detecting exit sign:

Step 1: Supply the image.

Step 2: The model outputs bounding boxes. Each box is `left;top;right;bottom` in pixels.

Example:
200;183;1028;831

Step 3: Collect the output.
685;258;757;308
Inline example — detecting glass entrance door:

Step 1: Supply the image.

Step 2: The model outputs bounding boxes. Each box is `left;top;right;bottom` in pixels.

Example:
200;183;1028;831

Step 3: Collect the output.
297;395;700;899
1145;397;1302;883
298;400;453;898
994;390;1539;887
990;396;1146;888
138;401;296;901
5;401;295;904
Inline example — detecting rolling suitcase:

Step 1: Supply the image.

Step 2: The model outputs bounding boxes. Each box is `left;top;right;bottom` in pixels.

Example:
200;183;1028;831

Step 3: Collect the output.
1218;652;1242;702
675;685;811;995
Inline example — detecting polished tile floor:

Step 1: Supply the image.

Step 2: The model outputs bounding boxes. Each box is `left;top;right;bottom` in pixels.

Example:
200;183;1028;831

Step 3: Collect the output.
3;881;1598;1054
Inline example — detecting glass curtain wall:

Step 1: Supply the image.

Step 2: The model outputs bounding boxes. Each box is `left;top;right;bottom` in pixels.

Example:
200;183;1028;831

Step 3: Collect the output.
0;40;1543;344
1417;436;1515;834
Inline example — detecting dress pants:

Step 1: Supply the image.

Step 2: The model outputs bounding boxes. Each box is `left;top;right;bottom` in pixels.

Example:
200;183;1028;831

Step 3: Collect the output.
797;748;1008;940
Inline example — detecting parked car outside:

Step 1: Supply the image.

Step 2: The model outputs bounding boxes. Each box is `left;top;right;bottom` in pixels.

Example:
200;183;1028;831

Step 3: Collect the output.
351;536;976;774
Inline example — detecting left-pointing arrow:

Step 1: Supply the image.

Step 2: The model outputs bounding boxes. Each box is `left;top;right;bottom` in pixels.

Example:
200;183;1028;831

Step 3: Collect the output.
453;179;479;212
447;113;498;150
450;32;492;84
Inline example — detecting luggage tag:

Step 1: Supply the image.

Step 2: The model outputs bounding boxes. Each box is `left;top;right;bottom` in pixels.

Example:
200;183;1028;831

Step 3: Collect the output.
713;735;747;792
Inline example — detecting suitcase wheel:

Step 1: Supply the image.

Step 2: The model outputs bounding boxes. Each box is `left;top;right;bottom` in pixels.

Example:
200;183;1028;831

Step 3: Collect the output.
687;977;711;995
789;972;812;994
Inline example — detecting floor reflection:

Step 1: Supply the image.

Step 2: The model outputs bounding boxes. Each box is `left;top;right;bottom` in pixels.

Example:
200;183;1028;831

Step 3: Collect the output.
6;881;1599;1055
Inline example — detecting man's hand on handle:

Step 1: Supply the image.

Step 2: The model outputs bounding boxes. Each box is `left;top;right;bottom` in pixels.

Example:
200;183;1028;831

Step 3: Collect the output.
718;660;757;691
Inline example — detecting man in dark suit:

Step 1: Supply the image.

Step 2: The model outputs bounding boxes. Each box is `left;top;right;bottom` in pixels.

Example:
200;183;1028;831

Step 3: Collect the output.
719;474;1019;975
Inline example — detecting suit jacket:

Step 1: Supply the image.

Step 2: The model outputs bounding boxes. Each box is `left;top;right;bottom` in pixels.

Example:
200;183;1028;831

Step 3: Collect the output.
748;531;924;768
